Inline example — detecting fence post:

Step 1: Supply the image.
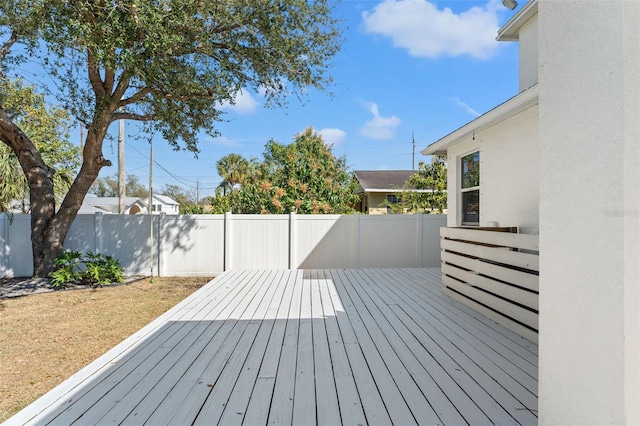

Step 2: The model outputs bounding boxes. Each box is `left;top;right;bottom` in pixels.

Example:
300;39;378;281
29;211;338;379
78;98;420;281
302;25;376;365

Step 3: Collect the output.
94;212;103;254
0;214;7;278
158;212;165;277
355;214;361;268
289;212;296;269
417;212;424;267
224;211;232;271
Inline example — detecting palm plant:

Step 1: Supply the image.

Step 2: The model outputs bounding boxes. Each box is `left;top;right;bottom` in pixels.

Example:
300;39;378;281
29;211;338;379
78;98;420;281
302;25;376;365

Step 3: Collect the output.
216;154;251;195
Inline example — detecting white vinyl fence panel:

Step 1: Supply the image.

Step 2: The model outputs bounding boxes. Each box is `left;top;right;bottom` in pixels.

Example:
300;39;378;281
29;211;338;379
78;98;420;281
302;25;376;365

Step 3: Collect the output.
229;214;290;269
0;213;446;277
159;215;225;277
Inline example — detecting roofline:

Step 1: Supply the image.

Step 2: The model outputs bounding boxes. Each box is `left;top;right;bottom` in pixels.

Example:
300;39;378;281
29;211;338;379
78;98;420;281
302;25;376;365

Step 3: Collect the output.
421;84;539;156
496;0;538;41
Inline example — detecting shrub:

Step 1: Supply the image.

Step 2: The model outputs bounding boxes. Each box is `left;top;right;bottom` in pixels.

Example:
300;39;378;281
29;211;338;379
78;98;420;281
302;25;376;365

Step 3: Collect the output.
51;250;124;289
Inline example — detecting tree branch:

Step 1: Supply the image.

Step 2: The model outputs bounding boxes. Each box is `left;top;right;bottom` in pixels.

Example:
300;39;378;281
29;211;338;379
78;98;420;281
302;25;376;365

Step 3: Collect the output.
111;112;155;122
119;87;151;106
112;70;132;101
104;66;115;94
0;30;17;63
87;51;106;97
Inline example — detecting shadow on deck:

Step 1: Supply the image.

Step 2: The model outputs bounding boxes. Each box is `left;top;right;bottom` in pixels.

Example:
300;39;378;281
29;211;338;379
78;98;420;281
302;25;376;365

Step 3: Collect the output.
7;268;538;425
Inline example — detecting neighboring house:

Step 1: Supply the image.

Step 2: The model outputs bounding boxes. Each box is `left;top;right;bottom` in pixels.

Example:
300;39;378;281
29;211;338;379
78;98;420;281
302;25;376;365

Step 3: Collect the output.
80;194;180;215
79;196;148;214
353;170;431;214
423;0;640;423
150;194;180;215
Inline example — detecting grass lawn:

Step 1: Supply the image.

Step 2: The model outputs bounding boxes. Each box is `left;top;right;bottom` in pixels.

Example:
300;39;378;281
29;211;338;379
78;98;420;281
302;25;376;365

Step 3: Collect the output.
0;277;211;422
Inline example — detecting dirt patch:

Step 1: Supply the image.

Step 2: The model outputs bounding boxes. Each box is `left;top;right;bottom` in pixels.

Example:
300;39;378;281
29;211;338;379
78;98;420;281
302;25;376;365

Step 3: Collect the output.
0;276;212;422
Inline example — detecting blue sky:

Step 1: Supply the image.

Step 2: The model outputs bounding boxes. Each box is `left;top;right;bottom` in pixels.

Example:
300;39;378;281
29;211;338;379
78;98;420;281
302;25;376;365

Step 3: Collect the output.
28;0;524;199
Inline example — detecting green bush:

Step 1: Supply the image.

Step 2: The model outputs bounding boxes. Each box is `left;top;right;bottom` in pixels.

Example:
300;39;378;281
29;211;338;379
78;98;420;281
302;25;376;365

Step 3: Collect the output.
51;250;124;289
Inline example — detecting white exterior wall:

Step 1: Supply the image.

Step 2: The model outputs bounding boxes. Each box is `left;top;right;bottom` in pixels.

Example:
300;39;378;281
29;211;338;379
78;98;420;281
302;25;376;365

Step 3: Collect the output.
539;1;640;424
519;13;538;91
446;105;539;234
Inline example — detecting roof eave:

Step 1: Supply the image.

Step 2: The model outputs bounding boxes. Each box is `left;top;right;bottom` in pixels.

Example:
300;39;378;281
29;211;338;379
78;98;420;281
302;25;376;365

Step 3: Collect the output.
421;84;539;156
496;0;538;41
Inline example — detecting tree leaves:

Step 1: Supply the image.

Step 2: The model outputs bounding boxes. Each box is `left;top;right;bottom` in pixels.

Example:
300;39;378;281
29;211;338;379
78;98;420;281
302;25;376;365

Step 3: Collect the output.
226;128;359;214
0;0;342;275
393;156;447;214
0;79;79;212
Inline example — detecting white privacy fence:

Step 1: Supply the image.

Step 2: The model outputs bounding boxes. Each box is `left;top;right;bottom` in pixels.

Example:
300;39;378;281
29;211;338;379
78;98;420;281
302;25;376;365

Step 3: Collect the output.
0;213;446;277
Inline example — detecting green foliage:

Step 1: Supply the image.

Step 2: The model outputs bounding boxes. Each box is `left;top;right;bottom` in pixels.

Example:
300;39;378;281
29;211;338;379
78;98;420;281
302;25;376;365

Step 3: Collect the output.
386;156;448;214
90;174;149;199
216;154;257;196
207;190;232;214
0;0;342;276
9;0;343;153
50;250;83;288
179;204;204;214
51;249;124;289
228;128;360;214
0;79;79;212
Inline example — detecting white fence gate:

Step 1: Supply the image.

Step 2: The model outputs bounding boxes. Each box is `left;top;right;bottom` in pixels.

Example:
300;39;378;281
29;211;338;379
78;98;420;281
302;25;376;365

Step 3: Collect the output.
0;213;446;277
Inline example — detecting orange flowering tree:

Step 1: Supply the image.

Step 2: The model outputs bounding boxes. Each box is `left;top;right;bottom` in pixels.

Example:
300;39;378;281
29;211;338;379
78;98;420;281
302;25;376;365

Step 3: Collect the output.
228;128;359;214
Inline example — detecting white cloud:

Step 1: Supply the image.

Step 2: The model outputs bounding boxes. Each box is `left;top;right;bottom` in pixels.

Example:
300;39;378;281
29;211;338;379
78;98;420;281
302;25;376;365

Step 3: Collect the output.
362;0;502;59
360;103;401;140
219;89;260;114
317;128;347;146
453;96;481;117
207;135;238;146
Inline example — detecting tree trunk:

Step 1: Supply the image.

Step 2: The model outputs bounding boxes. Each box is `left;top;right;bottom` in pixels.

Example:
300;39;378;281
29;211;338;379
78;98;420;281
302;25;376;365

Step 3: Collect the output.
1;107;112;277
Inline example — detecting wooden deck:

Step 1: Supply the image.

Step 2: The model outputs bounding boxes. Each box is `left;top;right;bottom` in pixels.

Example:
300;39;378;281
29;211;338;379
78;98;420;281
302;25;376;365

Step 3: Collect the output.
8;268;538;425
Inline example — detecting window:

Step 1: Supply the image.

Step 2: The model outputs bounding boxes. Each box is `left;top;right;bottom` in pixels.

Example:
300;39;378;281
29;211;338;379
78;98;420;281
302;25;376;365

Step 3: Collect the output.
386;194;399;204
461;151;480;225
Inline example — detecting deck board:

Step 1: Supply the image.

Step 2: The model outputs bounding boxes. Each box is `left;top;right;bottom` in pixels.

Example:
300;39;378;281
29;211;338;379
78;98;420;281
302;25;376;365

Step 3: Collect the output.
8;268;538;426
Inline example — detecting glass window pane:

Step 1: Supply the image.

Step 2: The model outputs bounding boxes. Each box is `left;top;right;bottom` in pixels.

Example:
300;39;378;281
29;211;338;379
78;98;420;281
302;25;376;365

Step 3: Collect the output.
462;190;480;224
461;151;480;189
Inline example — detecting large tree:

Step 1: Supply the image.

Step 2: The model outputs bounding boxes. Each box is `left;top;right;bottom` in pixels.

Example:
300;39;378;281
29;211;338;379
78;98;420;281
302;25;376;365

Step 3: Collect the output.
230;128;359;214
0;0;341;276
0;79;79;213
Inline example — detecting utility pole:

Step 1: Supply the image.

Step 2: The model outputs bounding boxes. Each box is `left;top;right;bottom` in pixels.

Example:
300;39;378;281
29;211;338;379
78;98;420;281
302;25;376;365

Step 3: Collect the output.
196;179;199;205
412;132;416;170
118;117;126;214
149;141;154;279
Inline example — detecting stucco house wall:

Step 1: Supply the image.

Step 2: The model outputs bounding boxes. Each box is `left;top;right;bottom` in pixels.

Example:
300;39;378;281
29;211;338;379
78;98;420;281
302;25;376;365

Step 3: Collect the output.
518;13;538;91
538;1;640;424
366;192;388;215
445;105;539;233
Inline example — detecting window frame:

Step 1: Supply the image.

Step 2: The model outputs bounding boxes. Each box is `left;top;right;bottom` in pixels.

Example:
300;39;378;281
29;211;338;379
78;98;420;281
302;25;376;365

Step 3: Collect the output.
460;150;480;226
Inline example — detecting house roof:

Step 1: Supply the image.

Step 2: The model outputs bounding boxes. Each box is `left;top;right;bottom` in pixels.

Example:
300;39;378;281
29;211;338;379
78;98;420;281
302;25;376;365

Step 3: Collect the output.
354;170;419;193
497;0;538;41
83;197;147;208
421;84;539;156
152;194;179;205
77;204;111;214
